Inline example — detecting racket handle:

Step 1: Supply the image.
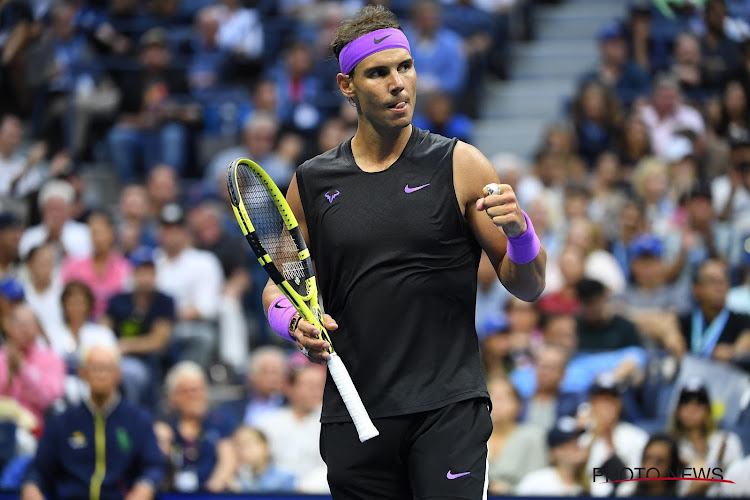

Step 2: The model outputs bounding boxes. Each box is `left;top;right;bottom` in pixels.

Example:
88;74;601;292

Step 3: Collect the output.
326;353;379;442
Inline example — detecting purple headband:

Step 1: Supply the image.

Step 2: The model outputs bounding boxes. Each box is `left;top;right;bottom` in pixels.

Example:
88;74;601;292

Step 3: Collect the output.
339;28;411;75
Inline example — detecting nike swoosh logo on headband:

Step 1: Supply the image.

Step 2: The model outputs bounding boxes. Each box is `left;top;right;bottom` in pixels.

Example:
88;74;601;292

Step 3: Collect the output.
374;34;392;44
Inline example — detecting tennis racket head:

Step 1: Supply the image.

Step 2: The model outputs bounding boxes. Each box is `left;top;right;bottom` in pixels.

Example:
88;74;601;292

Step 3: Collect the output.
227;159;312;295
226;158;328;338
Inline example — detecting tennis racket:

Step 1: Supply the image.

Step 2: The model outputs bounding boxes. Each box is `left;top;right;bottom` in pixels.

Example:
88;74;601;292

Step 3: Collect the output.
226;158;379;443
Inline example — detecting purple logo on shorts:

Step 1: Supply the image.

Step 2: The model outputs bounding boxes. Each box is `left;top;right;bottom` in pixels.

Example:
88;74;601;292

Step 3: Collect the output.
446;470;470;480
325;190;340;203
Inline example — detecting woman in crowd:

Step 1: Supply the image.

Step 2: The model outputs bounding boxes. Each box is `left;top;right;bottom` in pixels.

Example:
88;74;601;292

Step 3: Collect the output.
61;211;131;320
20;243;63;334
629;434;684;497
487;376;547;494
669;379;744;495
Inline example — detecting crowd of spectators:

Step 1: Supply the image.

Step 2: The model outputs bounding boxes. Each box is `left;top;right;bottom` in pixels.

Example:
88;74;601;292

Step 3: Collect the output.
478;0;750;495
1;0;750;497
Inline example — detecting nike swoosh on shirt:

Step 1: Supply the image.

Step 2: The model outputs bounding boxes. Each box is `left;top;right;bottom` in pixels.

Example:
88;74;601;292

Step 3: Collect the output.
447;471;471;480
374;35;392;44
404;183;430;193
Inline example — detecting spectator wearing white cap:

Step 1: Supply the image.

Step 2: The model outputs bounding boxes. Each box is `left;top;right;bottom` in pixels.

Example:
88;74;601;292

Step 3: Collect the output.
154;203;224;369
18;180;92;262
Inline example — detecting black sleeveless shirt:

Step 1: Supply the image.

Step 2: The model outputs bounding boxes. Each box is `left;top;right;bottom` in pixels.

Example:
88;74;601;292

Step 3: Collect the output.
296;126;489;423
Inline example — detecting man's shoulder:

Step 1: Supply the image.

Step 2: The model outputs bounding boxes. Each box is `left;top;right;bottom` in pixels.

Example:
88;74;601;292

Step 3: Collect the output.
297;143;347;175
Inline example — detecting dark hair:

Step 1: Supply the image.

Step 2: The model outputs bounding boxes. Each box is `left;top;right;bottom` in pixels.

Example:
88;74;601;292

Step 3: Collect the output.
635;434;684;496
86;209;115;228
331;5;402;75
61;281;95;322
25;243;53;264
575;278;606;302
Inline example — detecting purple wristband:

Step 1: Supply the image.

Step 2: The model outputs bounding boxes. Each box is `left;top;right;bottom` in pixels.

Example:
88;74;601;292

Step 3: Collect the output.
505;211;541;265
268;296;297;342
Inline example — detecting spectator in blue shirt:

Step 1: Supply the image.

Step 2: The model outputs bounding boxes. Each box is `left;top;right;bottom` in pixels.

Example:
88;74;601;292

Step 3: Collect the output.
20;342;165;500
403;0;467;98
580;21;651;109
412;90;473;143
164;361;237;493
219;346;288;429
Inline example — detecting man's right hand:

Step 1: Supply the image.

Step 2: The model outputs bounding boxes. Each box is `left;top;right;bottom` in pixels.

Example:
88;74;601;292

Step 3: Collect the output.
20;483;44;500
292;315;337;365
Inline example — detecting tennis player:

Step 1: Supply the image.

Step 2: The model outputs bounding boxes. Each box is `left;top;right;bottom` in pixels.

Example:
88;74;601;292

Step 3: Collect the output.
262;5;546;498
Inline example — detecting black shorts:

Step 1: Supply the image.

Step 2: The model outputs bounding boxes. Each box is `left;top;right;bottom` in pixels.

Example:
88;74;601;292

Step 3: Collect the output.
320;398;492;500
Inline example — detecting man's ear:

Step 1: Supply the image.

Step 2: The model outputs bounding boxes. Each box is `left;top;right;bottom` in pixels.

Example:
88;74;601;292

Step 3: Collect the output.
337;73;356;100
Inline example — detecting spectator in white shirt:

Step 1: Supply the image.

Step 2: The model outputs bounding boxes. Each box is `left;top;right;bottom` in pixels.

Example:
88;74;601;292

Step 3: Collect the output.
215;0;264;61
155;203;223;369
639;74;706;160
580;373;649;497
713;136;750;266
20;243;63;334
18;180;92;262
0;114;48;211
515;416;587;496
670;379;744;496
256;363;329;494
711;454;750;496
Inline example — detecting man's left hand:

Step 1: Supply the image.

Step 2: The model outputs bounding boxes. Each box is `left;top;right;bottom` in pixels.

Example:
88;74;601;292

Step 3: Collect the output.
476;184;527;238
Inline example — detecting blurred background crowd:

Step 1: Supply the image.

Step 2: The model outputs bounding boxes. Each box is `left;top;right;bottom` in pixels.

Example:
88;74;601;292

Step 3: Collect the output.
0;0;750;497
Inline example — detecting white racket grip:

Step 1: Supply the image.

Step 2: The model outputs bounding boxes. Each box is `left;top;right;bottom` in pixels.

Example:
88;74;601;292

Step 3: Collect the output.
326;352;379;442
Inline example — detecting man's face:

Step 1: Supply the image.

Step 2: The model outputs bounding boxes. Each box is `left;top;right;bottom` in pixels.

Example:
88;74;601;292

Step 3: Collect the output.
601;38;627;66
133;265;156;293
544;315;578;353
631;255;665;288
0;116;22;153
581;294;607;323
81;347;122;398
288;366;326;414
159;224;187;253
654;85;678;115
244;124;276;158
687;196;713;228
141;45;170;72
536;348;566;393
344;48;416;131
591;393;621;428
172;375;208;418
43;197;70;232
249;356;286;397
694;261;729;309
7;307;39;351
0;226;21;257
